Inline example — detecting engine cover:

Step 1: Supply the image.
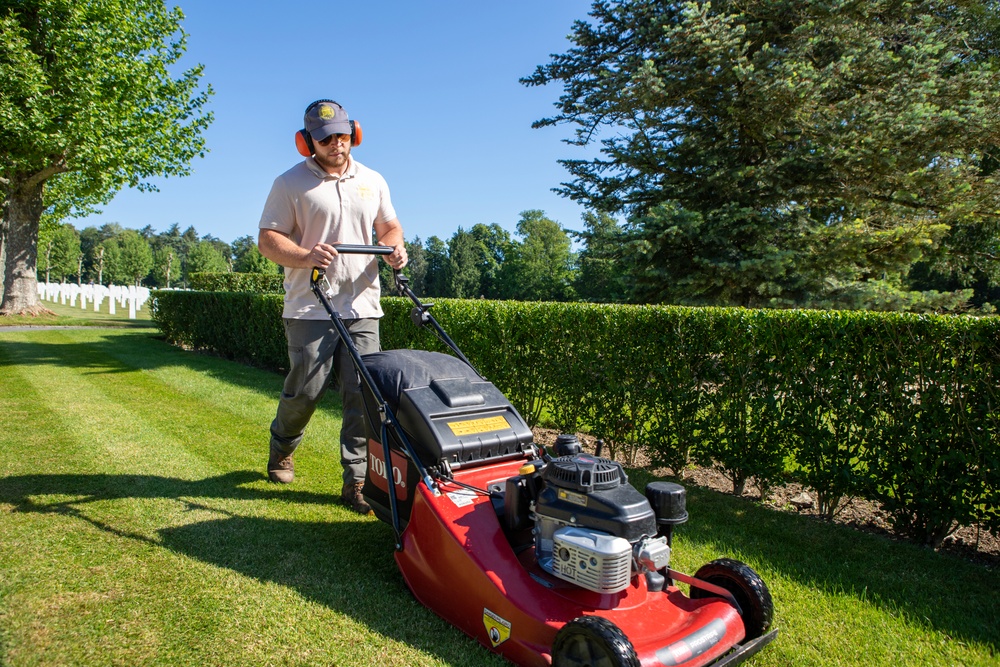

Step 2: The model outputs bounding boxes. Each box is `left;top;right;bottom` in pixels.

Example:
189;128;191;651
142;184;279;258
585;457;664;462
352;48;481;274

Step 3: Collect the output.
535;455;658;543
543;526;632;594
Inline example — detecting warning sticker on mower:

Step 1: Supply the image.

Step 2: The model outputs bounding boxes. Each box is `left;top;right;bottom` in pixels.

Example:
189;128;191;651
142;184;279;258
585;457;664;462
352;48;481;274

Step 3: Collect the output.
557;488;589;507
447;489;478;507
483;608;511;647
447;415;510;436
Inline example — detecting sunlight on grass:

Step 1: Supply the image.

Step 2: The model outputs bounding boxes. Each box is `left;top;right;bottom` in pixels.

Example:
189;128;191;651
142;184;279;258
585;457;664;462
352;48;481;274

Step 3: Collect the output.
0;296;152;327
1;328;997;667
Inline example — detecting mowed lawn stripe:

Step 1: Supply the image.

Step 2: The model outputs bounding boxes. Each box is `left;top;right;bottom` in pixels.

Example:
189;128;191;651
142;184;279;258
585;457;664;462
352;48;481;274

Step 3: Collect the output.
1;329;232;479
0;329;501;667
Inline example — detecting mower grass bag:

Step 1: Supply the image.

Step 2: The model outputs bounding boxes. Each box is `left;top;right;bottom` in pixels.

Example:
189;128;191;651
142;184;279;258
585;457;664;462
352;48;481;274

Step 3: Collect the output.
360;348;534;528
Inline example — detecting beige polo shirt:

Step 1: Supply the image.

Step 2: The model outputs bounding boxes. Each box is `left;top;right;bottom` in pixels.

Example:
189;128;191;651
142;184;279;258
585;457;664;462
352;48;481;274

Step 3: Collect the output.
259;157;397;320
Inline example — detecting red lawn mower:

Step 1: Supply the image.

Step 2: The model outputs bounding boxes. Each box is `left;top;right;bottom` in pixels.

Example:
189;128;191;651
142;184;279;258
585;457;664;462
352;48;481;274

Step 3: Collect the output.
310;248;777;667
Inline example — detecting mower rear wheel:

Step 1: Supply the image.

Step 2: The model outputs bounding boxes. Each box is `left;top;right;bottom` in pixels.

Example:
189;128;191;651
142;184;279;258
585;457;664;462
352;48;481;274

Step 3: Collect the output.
552;616;639;667
690;558;773;640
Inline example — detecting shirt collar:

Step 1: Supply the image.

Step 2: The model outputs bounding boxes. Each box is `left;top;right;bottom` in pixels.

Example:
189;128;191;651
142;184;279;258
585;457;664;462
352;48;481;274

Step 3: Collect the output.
304;156;357;181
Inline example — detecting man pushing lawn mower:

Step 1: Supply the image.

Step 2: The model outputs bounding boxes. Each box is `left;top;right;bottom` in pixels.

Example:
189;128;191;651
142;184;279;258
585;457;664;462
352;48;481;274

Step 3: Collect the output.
257;98;408;514
256;99;777;667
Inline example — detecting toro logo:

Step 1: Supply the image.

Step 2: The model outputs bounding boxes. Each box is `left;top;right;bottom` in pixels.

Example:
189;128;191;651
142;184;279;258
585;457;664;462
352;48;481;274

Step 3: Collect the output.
367;439;410;501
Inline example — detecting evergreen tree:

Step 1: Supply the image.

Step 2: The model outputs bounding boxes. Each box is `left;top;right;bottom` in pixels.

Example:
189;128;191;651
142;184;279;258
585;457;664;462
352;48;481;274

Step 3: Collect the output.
573;211;629;302
423;236;452;297
524;0;1000;309
448;228;483;298
469;223;512;299
401;237;427;295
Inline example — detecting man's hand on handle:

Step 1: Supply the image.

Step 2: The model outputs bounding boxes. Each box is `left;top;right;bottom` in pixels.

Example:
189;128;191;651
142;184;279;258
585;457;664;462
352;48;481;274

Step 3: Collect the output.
307;242;339;269
380;242;408;270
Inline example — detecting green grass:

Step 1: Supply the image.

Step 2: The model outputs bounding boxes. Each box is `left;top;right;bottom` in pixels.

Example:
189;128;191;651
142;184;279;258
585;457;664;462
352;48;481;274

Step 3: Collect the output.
0;326;997;667
0;295;153;327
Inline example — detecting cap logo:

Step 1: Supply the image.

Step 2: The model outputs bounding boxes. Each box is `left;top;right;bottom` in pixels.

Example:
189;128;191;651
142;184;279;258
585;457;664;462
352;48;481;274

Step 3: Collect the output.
318;104;336;120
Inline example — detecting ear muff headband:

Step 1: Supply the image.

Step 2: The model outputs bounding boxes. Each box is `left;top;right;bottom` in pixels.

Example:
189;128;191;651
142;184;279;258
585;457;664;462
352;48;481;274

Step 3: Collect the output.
295;99;362;156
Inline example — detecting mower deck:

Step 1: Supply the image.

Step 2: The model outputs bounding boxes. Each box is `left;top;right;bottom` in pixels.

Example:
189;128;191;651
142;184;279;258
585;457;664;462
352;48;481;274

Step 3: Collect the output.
396;458;764;667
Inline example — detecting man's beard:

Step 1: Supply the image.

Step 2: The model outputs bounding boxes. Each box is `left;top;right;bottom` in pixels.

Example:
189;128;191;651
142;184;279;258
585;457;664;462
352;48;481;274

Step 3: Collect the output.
314;150;348;173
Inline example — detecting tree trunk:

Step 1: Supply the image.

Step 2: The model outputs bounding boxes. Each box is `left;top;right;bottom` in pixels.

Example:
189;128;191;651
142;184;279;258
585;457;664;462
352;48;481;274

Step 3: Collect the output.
1;178;51;316
0;216;6;304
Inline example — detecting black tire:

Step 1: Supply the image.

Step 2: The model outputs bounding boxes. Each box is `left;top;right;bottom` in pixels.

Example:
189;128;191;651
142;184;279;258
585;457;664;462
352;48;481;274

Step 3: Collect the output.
552;616;640;667
689;558;773;640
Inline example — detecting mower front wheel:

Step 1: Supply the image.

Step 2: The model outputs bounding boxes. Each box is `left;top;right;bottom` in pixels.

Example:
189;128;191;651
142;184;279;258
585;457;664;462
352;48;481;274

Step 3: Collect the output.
690;558;773;640
552;615;639;667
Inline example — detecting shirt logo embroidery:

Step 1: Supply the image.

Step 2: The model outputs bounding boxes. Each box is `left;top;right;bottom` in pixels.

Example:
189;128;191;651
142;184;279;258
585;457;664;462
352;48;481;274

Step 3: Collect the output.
356;184;374;201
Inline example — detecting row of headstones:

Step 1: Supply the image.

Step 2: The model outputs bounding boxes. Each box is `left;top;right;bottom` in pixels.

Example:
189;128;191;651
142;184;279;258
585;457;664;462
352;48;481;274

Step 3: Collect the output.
37;282;152;319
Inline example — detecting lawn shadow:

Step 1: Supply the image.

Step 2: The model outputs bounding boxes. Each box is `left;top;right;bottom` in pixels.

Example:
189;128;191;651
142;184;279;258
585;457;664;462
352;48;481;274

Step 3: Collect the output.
0;469;504;666
0;330;294;407
630;471;1000;654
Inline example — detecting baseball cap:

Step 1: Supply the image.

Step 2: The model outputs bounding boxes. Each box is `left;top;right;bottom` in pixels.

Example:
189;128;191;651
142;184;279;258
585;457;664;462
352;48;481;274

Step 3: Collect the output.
304;100;352;142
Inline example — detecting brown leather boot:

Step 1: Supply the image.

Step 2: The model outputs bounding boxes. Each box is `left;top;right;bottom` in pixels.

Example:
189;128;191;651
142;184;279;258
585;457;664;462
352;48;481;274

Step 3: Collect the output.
341;481;372;514
267;444;294;483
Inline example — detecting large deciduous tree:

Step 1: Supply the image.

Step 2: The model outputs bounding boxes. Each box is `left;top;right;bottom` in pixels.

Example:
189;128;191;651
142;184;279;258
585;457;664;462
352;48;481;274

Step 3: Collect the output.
498;210;577;302
184;240;228;280
232;235;279;275
37;222;79;284
0;0;212;315
524;0;1000;309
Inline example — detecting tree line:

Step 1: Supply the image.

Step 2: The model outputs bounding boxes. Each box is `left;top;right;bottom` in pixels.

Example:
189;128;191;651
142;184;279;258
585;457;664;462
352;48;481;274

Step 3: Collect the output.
37;222;279;288
7;0;1000;314
42;197;1000;312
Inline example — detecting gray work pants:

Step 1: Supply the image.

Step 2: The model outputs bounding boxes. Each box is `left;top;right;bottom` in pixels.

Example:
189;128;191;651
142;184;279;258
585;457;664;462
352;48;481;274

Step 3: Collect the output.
269;317;380;485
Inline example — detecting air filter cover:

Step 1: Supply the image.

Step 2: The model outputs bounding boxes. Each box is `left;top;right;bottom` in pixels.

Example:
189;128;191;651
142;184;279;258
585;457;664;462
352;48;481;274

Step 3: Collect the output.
543;454;626;493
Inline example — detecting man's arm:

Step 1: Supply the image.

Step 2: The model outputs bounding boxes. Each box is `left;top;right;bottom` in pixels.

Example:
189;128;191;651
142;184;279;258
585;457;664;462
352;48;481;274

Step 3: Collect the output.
258;229;340;269
373;218;408;269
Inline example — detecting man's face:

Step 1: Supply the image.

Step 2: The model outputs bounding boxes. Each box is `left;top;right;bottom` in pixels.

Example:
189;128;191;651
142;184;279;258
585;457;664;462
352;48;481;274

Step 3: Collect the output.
313;132;351;173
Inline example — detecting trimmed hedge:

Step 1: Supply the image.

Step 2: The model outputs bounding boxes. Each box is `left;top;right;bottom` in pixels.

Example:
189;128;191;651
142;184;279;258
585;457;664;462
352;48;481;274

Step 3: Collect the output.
152;291;287;370
188;272;284;293
152;291;1000;546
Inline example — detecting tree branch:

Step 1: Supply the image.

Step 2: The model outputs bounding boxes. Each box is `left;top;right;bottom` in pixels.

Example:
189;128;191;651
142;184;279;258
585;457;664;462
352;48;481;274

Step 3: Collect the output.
23;159;68;192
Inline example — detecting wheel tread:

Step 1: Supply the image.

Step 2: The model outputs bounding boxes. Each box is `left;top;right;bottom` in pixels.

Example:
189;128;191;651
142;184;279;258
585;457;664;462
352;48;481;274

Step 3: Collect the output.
552;615;640;667
690;558;774;639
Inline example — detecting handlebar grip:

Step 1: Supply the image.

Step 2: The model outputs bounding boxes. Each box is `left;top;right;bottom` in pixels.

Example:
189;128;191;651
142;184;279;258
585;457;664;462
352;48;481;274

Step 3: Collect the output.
333;244;393;255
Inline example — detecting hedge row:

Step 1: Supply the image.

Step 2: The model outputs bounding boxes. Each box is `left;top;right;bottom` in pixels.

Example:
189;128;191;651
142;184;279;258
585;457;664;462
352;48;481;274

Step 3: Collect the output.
151;291;1000;546
188;272;284;293
152;291;286;370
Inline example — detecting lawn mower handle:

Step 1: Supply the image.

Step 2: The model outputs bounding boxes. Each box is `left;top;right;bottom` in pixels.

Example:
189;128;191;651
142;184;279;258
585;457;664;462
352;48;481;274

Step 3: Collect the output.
330;244;394;255
309;266;441;549
391;271;479;373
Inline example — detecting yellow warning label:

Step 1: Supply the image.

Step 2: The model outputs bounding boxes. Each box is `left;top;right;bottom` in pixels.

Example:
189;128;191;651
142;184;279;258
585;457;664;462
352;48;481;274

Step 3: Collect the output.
483;608;511;647
447;415;510;437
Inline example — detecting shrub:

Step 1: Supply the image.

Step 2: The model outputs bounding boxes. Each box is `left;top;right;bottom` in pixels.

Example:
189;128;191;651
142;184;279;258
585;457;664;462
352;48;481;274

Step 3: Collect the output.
189;272;283;293
152;290;1000;547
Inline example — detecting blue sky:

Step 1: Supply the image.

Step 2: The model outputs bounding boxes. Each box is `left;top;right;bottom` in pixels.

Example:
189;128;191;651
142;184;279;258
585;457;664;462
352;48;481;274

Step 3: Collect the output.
73;1;601;246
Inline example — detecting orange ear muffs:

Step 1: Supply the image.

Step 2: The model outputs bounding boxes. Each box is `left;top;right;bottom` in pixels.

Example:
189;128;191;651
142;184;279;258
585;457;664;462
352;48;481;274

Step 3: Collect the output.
295;129;313;157
295;124;361;154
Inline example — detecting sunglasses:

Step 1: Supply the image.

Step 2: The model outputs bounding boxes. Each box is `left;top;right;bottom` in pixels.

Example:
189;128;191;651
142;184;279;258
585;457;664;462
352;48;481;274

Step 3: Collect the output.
317;133;350;146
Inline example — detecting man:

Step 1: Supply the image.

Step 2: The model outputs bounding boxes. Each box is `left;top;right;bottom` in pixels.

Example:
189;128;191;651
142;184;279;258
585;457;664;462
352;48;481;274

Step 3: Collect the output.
258;99;407;514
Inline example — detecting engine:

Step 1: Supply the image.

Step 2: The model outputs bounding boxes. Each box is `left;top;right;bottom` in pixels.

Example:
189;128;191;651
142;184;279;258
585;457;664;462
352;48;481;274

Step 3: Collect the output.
505;441;688;595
